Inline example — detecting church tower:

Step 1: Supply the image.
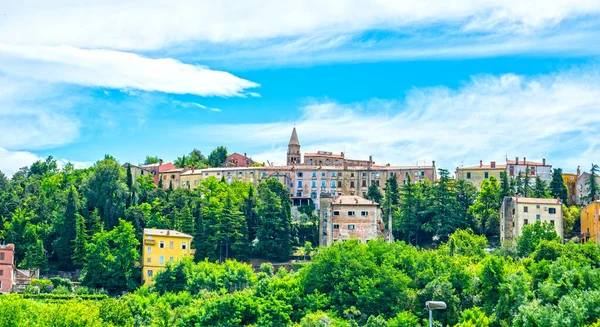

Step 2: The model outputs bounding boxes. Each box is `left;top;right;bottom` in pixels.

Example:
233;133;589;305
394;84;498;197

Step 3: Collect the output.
287;127;301;165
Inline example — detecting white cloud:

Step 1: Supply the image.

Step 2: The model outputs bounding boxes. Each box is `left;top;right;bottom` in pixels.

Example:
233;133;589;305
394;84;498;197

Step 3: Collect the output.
2;1;599;51
0;148;41;177
0;44;259;97
174;101;222;112
195;69;600;171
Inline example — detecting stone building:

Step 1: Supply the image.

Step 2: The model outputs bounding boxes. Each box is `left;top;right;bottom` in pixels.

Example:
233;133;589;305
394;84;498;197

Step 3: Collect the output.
575;172;600;206
506;157;552;182
456;160;506;190
500;196;563;242
0;244;15;293
319;195;384;246
225;153;255;168
457;157;552;189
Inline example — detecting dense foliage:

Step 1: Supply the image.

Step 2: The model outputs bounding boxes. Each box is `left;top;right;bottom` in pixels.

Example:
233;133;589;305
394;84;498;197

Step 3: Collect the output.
6;229;600;326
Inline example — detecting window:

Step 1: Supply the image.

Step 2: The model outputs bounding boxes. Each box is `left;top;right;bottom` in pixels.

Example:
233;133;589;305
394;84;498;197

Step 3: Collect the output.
159;256;164;264
297;172;303;177
348;211;355;216
549;208;556;214
159;241;165;248
181;242;187;250
147;270;153;277
536;205;540;209
351;173;355;177
524;219;529;225
350;181;355;188
332;172;337;177
296;191;302;197
298;181;303;187
170;257;174;262
414;171;419;176
536;214;541;220
337;181;342;188
333;211;340;216
524;206;528;213
376;180;380;187
170;241;174;249
484;172;489;178
147;246;152;254
362;173;367;177
331;181;336;188
311;181;317;188
147;257;151;263
0;253;4;260
361;211;368;216
333;224;340;229
550;220;555;226
321;181;326;188
311;192;317;199
194;180;199;186
0;270;3;276
312;172;317;178
348;224;356;230
362;180;367;187
421;171;425;177
466;172;471;179
362;191;367;197
405;171;409;177
322;172;326;177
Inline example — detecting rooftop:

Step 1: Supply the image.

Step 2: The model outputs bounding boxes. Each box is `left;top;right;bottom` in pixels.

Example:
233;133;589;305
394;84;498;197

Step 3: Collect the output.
333;196;379;206
506;159;550;167
304;152;345;159
514;197;562;205
459;164;507;170
143;228;193;239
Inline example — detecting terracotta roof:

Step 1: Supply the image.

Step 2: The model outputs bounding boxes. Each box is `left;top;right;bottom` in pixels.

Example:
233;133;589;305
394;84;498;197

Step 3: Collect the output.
506;160;549;167
195;165;435;173
333;196;379;206
459;164;507;170
141;162;176;172
304;152;345;159
143;228;193;239
515;197;561;205
162;168;185;173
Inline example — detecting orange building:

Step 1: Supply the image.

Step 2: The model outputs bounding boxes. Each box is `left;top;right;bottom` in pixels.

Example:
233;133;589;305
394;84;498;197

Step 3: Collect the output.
563;172;579;205
581;200;600;243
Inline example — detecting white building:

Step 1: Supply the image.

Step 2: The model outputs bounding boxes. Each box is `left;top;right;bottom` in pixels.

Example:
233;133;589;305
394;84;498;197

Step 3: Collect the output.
506;157;553;182
500;196;563;242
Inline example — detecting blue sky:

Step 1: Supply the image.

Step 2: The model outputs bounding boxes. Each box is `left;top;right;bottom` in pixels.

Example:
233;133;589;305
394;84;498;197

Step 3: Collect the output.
1;1;600;175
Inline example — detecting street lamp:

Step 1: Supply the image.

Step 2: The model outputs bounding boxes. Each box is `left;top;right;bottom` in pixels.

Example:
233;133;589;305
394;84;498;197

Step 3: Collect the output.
425;301;447;327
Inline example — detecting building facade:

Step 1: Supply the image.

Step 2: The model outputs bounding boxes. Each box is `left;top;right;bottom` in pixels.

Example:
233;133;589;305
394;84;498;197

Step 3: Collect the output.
506;157;552;182
319;195;384;246
142;229;194;284
0;244;15;293
226;153;255;168
500;196;563;242
562;170;579;205
580;200;600;243
456;160;506;190
141;161;176;186
575;172;600;206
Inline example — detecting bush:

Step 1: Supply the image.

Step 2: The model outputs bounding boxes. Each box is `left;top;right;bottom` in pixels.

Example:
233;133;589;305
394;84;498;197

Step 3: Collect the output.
51;285;72;295
30;279;53;293
50;277;73;292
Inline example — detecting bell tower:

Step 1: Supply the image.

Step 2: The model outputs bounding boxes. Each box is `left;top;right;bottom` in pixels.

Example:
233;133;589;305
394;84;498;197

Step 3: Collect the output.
287;127;301;165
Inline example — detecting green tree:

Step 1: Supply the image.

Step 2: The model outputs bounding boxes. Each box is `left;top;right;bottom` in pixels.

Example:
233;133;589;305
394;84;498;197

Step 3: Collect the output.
562;205;579;237
174;154;187;168
218;193;249;261
83;157;127;228
72;213;87;268
448;229;487;257
82;219;140;293
500;171;514;199
207;146;228;168
532;176;550;198
423;169;463;242
455;179;477;230
143;156;159;165
126;163;134;208
255;178;292;261
366;182;383;204
455;307;492;327
470;177;500;236
516;221;560;257
20;239;47;271
54;185;79;269
550;168;569;204
588;164;599;202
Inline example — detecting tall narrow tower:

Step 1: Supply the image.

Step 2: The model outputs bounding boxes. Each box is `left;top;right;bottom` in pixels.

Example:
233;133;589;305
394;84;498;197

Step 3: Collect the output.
287;127;301;165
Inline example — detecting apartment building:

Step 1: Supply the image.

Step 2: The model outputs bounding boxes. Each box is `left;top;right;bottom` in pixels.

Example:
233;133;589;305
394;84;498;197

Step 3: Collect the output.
225;152;255;168
506;157;552;182
575;172;600;206
580;200;600;243
0;244;15;293
319;195;384;246
456;160;506;190
500;196;563;242
142;229;194;284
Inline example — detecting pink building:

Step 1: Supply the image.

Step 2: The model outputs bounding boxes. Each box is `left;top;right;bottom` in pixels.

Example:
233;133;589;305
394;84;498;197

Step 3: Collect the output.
0;244;15;293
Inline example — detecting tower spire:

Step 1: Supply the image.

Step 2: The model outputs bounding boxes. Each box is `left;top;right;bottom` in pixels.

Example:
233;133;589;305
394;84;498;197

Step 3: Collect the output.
289;127;300;146
287;127;301;165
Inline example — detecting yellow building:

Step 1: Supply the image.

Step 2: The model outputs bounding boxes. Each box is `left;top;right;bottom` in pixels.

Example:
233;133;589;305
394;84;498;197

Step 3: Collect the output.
580;201;600;244
142;229;194;284
456;161;506;190
562;172;578;205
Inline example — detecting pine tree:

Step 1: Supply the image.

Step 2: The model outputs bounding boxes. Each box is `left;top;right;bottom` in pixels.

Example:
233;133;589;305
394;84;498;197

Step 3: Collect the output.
72;213;87;268
533;176;550;198
550;168;569;204
522;167;532;197
158;176;164;189
588;163;599;202
219;193;249;260
168;180;173;192
126;163;133;208
54;185;79;269
244;186;259;242
500;171;513;200
366;182;383;204
87;208;104;238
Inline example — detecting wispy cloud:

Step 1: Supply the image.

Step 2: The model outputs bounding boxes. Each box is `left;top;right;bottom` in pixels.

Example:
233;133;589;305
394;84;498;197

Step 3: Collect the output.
0;44;259;97
3;1;599;51
193;68;600;171
173;101;222;112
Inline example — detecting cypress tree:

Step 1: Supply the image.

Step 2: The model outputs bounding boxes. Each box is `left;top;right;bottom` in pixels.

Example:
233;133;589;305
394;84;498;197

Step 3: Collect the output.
588;164;599;202
72;213;87;268
532;176;549;198
126;163;133;208
54;185;79;269
550;168;568;203
366;182;383;204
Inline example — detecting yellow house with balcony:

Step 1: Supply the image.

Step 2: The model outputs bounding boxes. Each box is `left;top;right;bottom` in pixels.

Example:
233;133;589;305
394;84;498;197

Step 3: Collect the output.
142;228;194;284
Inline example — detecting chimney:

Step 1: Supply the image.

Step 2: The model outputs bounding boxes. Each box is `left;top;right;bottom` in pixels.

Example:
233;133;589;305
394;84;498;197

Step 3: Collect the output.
341;152;345;158
491;161;496;168
543;158;546;166
515;157;519;164
191;165;195;173
480;160;483;167
523;157;527;165
166;230;170;236
368;155;373;170
244;153;248;167
432;160;436;167
577;166;581;177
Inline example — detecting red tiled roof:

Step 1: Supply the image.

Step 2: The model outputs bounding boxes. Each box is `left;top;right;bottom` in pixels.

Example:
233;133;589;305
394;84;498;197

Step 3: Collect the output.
304;153;345;159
